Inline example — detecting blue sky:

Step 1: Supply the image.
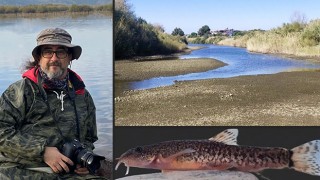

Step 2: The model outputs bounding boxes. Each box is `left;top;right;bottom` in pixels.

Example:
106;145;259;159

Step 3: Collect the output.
128;0;320;34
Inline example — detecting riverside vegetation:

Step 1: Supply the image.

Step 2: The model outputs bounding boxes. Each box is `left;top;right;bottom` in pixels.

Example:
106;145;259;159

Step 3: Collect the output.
115;0;319;60
115;0;187;59
0;4;112;15
189;20;320;59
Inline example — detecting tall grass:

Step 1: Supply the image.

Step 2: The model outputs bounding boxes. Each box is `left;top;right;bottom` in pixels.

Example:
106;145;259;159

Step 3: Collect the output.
247;32;299;54
217;34;250;48
115;0;187;59
247;20;320;57
217;20;320;58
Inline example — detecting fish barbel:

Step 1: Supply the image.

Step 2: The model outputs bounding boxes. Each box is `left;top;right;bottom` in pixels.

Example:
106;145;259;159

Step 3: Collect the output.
116;129;320;176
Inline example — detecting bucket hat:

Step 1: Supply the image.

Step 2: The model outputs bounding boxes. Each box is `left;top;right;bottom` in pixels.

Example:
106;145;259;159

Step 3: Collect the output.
32;28;82;60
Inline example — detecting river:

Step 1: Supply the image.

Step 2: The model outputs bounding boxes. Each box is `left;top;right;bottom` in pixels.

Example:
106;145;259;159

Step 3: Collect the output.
130;44;320;90
0;14;112;158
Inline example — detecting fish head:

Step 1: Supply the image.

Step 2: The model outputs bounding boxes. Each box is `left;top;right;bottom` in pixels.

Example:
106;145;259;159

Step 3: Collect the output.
115;146;156;175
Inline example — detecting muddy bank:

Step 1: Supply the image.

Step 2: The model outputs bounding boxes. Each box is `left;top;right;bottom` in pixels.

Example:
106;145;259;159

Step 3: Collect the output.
115;56;226;96
115;70;320;126
115;58;226;81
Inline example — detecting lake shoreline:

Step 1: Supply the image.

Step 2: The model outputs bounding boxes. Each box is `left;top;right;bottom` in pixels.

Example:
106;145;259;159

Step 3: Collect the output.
115;45;320;126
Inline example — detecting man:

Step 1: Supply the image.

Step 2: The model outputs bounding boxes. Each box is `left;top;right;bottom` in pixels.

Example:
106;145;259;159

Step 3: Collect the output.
0;28;105;179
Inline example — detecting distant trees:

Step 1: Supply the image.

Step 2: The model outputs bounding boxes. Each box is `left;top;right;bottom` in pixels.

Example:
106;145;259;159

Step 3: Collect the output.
188;32;197;38
172;27;185;36
198;25;211;36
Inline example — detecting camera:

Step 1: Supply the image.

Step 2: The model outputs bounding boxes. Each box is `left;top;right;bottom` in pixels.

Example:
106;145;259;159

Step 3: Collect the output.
61;139;105;174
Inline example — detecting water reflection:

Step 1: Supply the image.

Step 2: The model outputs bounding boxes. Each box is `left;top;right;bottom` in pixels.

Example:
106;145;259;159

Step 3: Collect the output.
0;14;112;157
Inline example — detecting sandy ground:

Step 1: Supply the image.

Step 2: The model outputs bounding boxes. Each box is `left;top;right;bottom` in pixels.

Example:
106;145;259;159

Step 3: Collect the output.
115;50;320;126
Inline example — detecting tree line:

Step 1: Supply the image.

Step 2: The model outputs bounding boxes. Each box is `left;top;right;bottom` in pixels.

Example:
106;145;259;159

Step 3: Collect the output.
0;4;112;14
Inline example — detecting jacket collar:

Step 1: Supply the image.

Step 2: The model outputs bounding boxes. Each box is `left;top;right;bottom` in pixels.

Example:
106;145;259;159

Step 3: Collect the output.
22;67;85;95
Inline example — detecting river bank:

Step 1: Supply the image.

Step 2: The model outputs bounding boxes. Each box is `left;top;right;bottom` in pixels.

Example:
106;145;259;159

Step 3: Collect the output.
115;58;226;81
115;45;320;126
115;70;320;126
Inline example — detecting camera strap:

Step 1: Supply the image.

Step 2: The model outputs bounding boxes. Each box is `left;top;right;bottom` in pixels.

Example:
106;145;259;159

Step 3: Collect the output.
67;81;81;140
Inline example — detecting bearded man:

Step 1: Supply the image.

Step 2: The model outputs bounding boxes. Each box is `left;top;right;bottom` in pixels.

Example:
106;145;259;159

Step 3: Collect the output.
0;28;106;179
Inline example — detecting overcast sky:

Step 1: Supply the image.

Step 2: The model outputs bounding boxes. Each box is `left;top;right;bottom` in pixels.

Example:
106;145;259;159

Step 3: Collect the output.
128;0;320;34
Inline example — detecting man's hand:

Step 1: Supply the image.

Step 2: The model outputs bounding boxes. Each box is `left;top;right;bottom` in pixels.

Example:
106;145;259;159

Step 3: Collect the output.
74;164;90;175
43;147;74;173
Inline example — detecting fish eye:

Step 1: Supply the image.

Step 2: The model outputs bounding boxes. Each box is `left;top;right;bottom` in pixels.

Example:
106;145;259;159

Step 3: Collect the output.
135;146;143;153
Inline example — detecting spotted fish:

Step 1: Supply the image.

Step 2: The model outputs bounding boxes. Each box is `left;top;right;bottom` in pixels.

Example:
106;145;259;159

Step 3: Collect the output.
115;129;320;176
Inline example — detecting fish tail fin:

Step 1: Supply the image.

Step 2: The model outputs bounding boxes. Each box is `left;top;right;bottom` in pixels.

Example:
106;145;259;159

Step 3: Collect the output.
290;140;320;176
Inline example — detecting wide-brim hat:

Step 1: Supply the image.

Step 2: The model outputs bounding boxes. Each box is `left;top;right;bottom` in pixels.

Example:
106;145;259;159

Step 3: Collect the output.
32;28;82;60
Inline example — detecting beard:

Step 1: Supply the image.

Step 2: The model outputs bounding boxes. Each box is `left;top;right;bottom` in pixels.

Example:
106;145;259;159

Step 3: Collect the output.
42;62;66;80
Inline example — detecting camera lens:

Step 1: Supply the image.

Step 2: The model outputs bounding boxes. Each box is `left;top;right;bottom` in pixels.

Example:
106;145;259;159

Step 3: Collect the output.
62;139;105;174
79;151;105;174
80;152;94;166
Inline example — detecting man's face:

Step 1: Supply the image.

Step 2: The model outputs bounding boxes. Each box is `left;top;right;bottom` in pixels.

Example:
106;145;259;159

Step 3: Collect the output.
38;45;72;80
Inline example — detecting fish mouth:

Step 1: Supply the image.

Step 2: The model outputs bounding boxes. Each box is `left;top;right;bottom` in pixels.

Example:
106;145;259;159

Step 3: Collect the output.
115;160;130;175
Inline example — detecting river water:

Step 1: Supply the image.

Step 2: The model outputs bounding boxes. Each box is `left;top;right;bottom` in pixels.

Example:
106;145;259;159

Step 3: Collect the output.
130;44;320;90
0;14;112;158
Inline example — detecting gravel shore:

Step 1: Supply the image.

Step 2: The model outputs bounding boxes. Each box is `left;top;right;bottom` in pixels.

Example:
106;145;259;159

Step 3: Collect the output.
115;50;320;126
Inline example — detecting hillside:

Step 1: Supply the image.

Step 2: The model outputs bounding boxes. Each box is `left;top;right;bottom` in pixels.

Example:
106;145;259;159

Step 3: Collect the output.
0;0;112;5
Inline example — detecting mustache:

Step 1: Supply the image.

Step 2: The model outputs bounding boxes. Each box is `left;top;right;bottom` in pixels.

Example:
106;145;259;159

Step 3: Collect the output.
48;62;61;67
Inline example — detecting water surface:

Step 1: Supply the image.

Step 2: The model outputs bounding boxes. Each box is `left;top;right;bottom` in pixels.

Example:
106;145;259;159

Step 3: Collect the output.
130;44;320;90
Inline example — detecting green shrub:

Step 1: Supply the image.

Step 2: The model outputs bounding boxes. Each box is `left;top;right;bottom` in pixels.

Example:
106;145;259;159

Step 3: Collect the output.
300;19;320;46
272;22;305;36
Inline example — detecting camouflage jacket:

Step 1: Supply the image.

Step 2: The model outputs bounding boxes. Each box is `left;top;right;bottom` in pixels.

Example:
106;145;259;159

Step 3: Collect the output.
0;67;97;168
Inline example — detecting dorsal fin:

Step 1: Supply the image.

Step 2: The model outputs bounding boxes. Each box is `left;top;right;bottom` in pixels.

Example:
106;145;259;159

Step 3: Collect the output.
209;129;238;145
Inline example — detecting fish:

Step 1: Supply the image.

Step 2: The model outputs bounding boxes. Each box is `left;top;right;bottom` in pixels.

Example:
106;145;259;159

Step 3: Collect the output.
115;129;320;176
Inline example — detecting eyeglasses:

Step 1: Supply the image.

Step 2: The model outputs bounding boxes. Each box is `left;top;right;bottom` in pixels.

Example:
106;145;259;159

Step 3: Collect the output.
41;49;69;59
